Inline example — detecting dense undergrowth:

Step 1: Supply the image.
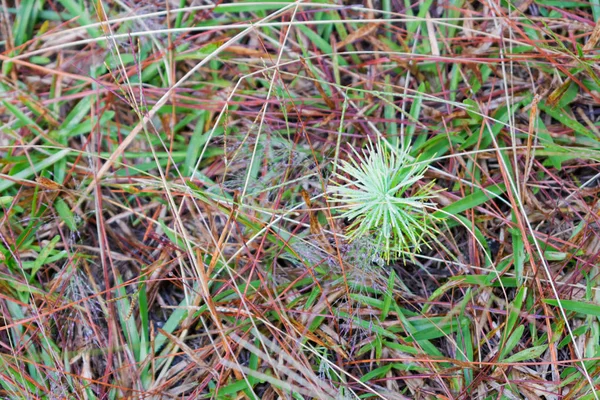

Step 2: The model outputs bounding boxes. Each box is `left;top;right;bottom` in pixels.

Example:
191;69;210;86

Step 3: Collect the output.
1;0;600;399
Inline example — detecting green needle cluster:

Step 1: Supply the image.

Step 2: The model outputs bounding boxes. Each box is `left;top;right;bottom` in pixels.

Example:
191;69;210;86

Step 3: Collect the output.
331;140;439;261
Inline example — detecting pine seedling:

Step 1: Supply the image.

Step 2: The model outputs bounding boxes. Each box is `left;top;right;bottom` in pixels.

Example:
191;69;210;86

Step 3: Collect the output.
330;140;439;261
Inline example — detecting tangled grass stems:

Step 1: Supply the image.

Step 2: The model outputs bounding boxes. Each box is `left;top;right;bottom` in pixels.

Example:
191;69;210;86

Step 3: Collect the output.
330;140;440;261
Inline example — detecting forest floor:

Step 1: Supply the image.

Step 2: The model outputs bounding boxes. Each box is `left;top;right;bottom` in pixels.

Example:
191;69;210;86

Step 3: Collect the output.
1;1;600;399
